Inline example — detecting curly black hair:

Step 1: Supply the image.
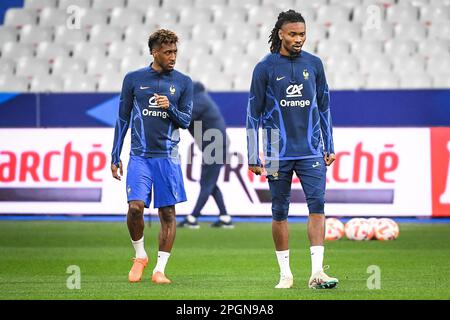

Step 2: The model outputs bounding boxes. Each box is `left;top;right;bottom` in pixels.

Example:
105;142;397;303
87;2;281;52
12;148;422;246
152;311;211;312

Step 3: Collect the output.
269;10;305;53
148;29;178;51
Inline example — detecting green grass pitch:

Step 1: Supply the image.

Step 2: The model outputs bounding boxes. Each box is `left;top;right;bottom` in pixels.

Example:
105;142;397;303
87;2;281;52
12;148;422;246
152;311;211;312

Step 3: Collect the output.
0;220;449;300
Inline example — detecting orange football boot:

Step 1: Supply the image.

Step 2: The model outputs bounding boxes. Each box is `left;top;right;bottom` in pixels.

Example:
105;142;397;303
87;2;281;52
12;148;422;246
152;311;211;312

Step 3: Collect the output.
151;271;171;284
128;257;148;282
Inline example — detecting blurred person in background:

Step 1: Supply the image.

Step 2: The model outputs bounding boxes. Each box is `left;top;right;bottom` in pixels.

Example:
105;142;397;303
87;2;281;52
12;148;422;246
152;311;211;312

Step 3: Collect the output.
177;81;234;229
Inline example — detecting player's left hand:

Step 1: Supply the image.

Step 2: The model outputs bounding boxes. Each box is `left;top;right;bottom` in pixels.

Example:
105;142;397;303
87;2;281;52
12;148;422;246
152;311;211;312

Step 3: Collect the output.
154;94;169;109
324;152;336;166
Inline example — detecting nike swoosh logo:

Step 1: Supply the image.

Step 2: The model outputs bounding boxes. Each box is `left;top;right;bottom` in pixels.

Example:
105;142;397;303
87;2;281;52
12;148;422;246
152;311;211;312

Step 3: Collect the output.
276;76;285;81
140;86;150;89
312;163;320;168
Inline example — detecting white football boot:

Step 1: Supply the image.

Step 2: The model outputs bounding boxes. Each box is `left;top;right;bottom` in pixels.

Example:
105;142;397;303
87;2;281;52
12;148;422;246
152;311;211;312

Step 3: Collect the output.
275;274;294;289
308;266;338;289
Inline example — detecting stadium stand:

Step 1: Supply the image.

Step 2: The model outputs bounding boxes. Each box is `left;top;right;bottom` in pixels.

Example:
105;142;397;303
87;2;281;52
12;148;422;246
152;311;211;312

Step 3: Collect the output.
0;0;448;92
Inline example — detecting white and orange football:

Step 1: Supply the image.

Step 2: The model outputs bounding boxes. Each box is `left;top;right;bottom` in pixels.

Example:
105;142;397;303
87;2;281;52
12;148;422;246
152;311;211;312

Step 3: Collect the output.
345;218;372;240
325;218;345;240
374;218;400;240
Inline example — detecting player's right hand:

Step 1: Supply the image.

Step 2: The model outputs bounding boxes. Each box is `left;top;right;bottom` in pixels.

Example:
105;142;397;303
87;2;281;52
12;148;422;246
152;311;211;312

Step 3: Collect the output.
248;165;264;176
111;161;123;181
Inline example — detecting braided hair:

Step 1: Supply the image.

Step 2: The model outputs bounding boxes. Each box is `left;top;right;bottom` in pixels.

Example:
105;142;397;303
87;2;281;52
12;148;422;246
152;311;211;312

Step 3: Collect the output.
269;10;305;53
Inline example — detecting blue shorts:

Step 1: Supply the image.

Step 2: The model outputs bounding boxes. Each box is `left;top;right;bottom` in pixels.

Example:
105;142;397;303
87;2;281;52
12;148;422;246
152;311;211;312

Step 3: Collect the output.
266;157;327;220
126;156;187;209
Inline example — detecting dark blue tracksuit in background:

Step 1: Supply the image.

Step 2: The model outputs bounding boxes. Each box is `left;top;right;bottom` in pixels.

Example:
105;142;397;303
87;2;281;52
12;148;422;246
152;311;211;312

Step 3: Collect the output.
188;81;228;217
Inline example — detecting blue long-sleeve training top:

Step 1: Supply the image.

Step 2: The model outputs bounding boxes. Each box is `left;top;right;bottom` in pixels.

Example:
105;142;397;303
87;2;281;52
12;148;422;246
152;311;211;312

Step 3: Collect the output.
246;50;334;166
111;65;193;165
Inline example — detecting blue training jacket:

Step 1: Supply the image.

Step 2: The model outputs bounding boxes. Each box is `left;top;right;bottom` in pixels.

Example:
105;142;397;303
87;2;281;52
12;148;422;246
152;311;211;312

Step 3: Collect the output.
246;50;334;166
111;65;193;166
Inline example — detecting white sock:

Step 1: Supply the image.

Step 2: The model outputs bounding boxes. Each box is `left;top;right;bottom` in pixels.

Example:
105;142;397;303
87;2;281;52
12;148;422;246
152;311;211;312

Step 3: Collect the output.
153;251;171;274
275;250;293;278
131;236;147;259
219;215;231;223
186;215;197;223
310;246;324;275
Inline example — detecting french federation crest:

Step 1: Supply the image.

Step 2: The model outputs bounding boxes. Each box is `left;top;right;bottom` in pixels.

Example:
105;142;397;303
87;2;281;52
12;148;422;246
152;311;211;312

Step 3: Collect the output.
303;69;309;80
170;85;176;95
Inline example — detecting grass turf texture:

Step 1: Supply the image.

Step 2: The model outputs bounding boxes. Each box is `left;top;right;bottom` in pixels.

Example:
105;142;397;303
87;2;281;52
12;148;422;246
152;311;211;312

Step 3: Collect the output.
0;221;449;300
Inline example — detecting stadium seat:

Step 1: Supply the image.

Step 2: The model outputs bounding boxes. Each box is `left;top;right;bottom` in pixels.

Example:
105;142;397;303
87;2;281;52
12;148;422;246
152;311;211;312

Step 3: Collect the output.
36;42;71;61
160;23;192;42
179;8;213;25
192;25;226;42
108;42;142;59
15;57;50;77
0;26;19;43
0;59;15;76
233;72;253;91
366;73;399;89
196;72;233;91
222;54;254;76
92;0;125;10
297;7;316;24
301;22;326;44
427;54;450;74
410;0;430;6
19;25;53;44
386;5;419;23
25;0;58;9
51;56;87;75
362;0;397;7
1;42;35;59
325;54;359;74
352;4;386;24
359;54;392;74
120;55;151;73
59;0;91;9
177;40;211;59
54;25;87;44
79;8;109;27
316;40;351;59
63;74;97;92
195;0;228;8
72;42;107;59
4;8;38;27
89;25;123;44
161;0;194;9
331;72;365;90
384;39;417;57
145;8;179;26
420;5;450;23
97;72;124;92
213;6;248;24
124;24;152;44
246;39;270;59
0;75;29;92
328;22;362;41
39;8;68;26
399;73;433;89
329;0;362;7
351;40;384;56
361;22;394;41
210;41;245;56
228;0;261;9
428;22;450;40
248;6;280;26
316;5;351;24
418;39;449;57
30;75;63;92
127;0;161;11
294;0;328;8
392;55;426;73
189;56;223;76
394;22;427;40
433;74;450;88
225;24;258;43
110;8;144;27
87;57;120;76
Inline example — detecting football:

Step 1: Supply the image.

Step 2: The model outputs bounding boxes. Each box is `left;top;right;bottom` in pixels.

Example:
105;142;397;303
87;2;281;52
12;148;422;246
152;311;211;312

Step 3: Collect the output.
325;218;345;240
345;218;372;240
367;218;379;240
374;218;400;240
